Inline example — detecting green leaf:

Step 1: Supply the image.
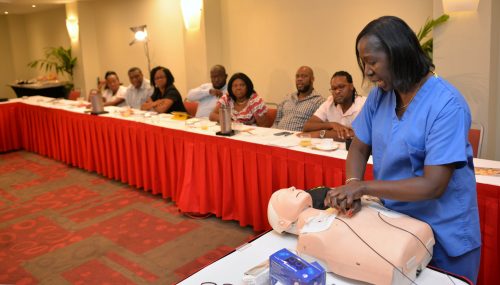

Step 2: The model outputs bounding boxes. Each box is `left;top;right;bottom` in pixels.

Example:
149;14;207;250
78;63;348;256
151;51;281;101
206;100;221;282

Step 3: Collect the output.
26;46;77;82
417;14;449;61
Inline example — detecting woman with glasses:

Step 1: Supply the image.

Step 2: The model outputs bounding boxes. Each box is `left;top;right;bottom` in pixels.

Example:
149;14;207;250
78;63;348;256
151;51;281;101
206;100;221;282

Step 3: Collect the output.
141;66;186;113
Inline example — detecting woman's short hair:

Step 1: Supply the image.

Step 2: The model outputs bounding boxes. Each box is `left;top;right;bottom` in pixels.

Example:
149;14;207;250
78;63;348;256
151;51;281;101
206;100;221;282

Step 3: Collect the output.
355;16;433;93
332;70;358;102
227;72;255;101
150;66;175;88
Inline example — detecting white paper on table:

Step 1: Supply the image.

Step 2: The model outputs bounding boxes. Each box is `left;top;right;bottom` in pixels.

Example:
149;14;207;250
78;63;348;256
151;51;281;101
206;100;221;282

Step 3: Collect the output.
267;136;300;148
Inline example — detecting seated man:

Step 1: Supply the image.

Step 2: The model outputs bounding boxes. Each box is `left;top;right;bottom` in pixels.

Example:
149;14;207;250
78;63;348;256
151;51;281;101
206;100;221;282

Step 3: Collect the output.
124;67;153;109
303;71;366;141
273;66;325;131
186;65;227;117
268;187;435;285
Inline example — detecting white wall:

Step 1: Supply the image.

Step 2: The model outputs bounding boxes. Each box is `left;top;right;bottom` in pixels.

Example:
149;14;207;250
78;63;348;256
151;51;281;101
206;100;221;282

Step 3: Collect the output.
3;0;432;101
493;0;500;160
76;0;187;94
24;7;70;74
5;0;499;159
1;0;187;98
5;15;30;83
0;7;69;98
218;0;433;104
0;16;16;98
433;0;500;159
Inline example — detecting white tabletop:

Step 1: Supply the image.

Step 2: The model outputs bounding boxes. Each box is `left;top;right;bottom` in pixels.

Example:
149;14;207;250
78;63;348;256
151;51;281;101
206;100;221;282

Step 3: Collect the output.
178;230;468;285
4;96;500;186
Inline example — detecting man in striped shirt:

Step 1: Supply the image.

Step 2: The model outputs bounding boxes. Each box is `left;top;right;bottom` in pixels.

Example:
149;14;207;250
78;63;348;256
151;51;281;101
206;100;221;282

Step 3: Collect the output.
273;66;325;131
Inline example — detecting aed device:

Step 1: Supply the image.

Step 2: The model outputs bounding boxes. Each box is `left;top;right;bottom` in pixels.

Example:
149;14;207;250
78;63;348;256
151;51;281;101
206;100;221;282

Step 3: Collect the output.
270;248;326;285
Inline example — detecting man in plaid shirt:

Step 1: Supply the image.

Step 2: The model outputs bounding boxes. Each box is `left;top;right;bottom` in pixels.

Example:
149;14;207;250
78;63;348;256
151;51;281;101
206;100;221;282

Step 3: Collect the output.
273;66;325;131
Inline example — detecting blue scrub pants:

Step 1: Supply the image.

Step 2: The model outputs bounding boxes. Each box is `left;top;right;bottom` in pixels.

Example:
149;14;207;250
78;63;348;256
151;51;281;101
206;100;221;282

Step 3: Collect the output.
429;241;481;284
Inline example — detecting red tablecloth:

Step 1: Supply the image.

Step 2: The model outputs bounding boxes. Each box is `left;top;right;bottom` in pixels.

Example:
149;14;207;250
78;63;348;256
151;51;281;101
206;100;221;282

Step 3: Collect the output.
0;102;498;284
2;103;350;230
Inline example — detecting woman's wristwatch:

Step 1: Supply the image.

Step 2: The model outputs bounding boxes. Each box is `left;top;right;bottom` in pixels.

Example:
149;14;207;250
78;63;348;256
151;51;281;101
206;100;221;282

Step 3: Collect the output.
319;129;326;138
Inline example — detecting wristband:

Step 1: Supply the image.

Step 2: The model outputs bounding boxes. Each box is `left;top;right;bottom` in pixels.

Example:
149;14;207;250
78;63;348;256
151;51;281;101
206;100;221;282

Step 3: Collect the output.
345;177;361;184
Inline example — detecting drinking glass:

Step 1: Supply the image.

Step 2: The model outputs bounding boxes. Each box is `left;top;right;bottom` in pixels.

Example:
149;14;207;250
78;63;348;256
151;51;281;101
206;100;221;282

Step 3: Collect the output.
299;134;312;147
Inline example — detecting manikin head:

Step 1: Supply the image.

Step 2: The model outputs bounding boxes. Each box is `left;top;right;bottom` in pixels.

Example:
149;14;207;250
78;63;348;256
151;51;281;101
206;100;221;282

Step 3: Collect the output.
268;187;312;234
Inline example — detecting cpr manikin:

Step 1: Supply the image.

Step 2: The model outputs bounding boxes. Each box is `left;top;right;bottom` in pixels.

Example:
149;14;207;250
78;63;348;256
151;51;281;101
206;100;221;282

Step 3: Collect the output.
268;187;435;285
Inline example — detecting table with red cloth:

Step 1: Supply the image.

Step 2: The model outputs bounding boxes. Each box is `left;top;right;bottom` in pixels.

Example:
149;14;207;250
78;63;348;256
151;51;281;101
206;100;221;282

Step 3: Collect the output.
0;100;498;285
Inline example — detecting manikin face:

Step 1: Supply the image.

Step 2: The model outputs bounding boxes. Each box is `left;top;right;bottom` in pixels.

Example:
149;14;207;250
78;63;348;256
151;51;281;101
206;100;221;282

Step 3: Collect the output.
231;78;247;100
357;35;392;91
128;70;144;89
331;76;354;105
295;67;314;93
210;68;227;90
105;74;121;93
272;187;312;220
268;187;312;233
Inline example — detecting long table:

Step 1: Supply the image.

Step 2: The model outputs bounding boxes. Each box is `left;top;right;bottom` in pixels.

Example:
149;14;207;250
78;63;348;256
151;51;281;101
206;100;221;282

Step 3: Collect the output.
0;97;499;284
179;231;470;285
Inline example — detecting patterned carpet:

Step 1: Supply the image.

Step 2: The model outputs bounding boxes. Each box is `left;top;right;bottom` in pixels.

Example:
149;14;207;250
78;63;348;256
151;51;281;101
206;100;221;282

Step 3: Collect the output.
0;151;258;284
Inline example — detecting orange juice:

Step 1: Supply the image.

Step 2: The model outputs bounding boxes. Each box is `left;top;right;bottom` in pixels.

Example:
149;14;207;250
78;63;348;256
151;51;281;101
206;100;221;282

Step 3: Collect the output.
300;138;312;147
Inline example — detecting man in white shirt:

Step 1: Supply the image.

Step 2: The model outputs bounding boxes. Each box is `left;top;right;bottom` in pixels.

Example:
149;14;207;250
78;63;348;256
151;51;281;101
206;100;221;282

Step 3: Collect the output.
124;67;153;109
303;71;366;141
186;65;227;117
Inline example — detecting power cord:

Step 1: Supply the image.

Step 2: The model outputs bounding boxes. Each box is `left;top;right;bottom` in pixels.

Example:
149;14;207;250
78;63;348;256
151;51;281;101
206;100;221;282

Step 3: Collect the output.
335;217;419;285
375;211;456;285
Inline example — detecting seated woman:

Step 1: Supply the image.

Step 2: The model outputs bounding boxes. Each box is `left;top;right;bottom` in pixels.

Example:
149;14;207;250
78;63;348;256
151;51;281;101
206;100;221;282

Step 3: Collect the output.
209;72;269;127
89;71;127;107
141;66;186;113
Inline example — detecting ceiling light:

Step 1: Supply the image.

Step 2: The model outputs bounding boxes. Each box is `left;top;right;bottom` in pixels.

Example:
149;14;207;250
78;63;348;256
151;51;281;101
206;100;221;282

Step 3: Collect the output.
32;5;36;8
4;11;8;15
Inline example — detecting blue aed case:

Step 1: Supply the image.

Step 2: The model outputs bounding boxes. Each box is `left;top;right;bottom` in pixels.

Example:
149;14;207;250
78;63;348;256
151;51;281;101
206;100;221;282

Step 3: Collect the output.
270;248;326;285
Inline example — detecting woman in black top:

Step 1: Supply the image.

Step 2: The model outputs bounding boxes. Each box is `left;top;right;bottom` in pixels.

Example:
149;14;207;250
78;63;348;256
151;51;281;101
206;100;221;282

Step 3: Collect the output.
141;66;186;113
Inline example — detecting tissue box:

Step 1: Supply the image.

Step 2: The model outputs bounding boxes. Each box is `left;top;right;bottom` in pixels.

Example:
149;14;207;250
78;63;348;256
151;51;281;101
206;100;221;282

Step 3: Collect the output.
270;248;325;285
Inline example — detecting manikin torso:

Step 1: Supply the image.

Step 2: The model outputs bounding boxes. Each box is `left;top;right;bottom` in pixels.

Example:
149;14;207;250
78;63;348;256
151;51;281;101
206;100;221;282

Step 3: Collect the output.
268;187;435;285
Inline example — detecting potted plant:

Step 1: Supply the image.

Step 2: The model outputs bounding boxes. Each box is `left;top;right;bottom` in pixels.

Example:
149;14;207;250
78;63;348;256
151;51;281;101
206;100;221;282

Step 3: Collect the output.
27;46;77;95
417;14;450;60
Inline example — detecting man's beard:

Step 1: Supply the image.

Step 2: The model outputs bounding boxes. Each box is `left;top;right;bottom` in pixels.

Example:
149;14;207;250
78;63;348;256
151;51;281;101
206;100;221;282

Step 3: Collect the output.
213;82;225;90
296;84;311;93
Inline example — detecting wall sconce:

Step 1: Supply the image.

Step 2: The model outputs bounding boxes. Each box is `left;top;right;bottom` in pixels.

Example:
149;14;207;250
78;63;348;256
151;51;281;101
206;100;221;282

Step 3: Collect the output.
181;0;203;31
442;0;480;12
66;16;79;42
129;25;151;73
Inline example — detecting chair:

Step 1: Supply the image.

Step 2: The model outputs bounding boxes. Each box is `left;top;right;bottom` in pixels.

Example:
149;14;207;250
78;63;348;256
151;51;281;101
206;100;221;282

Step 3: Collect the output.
184;100;198;117
264;102;278;127
266;102;278;109
469;121;484;158
266;108;277;127
67;89;81;100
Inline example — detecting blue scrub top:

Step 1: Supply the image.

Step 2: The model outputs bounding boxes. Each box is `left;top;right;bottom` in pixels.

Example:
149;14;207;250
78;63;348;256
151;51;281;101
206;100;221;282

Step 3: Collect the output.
353;75;481;257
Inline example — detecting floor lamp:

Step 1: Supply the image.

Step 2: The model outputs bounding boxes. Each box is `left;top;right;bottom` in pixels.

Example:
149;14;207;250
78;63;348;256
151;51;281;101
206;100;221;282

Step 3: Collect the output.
129;25;151;73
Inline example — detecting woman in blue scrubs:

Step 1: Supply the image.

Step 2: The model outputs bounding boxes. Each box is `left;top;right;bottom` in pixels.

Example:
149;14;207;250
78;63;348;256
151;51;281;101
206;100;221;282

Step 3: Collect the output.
324;16;481;283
